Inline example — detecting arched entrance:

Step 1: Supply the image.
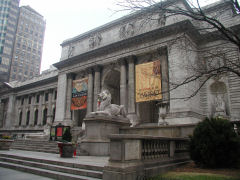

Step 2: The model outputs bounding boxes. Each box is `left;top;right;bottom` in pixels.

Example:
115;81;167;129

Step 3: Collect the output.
102;69;120;105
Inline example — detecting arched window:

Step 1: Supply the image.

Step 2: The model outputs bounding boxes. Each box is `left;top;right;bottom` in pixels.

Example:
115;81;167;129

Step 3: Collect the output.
34;109;38;126
210;80;229;117
43;108;47;125
26;110;30;126
19;111;22;126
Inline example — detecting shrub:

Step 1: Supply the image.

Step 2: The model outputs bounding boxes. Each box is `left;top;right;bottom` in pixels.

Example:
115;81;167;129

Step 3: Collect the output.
0;134;12;139
189;117;240;168
62;128;72;142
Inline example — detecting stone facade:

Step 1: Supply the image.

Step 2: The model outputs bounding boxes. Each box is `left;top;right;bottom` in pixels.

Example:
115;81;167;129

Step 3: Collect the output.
0;0;240;136
0;67;58;135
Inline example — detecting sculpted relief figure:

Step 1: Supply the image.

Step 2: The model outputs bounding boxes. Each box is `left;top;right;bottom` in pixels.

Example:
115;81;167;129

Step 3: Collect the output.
95;89;127;117
68;45;75;58
214;94;226;117
119;22;135;39
158;13;166;26
89;32;102;49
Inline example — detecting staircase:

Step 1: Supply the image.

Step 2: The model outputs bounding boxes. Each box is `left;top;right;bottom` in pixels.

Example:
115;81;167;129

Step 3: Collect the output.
0;150;105;180
11;139;59;154
11;139;89;155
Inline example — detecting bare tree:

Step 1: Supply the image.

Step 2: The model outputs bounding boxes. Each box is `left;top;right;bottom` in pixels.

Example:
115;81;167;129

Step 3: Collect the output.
116;0;240;48
116;0;240;100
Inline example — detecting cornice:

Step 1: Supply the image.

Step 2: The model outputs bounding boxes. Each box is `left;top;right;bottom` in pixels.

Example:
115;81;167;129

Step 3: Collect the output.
54;20;200;70
61;0;184;46
15;76;58;92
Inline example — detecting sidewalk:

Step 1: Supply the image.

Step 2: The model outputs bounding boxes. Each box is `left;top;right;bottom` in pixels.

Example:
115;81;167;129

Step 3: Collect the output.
0;149;109;180
0;167;54;180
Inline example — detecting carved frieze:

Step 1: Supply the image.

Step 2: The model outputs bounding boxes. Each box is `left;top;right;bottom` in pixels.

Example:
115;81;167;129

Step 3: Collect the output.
89;32;102;49
158;13;166;27
119;22;135;39
68;44;75;58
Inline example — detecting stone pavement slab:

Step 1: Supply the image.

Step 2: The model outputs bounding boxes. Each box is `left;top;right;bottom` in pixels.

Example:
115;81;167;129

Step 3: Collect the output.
0;167;54;180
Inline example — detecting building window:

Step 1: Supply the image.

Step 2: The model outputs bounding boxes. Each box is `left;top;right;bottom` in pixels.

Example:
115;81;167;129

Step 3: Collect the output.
28;96;31;104
45;93;48;102
26;110;30;126
52;107;55;123
34;109;38;126
19;111;22;126
21;98;24;105
0;57;2;64
43;108;47;126
36;94;40;103
0;46;4;54
54;91;57;100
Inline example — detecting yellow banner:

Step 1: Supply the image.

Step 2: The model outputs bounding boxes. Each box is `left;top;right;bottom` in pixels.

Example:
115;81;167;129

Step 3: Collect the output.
136;60;162;102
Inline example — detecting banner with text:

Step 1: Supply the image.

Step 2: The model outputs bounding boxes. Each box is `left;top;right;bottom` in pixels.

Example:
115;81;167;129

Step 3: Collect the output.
136;60;162;102
71;78;88;110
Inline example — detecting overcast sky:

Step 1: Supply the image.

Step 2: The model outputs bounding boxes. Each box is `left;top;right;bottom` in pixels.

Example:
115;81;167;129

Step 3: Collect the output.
19;0;125;72
19;0;217;72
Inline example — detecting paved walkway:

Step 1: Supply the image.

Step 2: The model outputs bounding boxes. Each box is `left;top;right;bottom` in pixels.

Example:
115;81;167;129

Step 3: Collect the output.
0;149;109;180
0;167;54;180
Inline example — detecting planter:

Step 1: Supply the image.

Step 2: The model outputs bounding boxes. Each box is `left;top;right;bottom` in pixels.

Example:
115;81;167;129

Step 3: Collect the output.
0;139;14;150
57;142;76;158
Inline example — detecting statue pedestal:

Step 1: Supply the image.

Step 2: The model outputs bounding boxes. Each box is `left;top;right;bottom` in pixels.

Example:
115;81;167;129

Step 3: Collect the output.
81;113;130;156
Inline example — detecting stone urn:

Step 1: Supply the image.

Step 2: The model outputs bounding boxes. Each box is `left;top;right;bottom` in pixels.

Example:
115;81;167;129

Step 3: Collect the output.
0;139;14;150
57;142;76;158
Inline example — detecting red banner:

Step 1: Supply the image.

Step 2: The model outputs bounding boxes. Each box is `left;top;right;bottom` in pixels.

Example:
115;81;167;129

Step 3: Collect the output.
71;78;88;110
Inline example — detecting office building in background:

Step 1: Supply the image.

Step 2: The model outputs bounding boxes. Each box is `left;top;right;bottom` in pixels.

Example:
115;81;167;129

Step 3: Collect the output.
9;5;45;81
0;0;45;82
0;0;19;82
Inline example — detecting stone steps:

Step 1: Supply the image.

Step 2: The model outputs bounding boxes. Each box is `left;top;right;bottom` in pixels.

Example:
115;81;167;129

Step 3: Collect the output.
11;139;59;154
11;139;89;156
11;146;59;154
0;153;103;180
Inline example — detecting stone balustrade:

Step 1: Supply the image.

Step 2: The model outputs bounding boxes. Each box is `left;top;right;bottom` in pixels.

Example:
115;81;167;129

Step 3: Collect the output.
103;134;190;180
108;134;189;162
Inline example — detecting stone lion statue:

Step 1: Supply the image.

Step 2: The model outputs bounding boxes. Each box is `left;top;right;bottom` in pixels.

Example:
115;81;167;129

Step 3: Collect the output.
96;89;127;117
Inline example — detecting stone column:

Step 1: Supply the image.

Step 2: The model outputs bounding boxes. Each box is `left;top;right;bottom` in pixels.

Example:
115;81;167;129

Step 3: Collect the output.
14;99;20;127
37;93;43;126
47;90;53;125
65;74;74;122
93;66;101;111
87;68;94;114
55;73;67;124
5;94;16;128
21;96;27;127
127;56;139;126
29;95;35;126
120;59;127;109
0;101;4;128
